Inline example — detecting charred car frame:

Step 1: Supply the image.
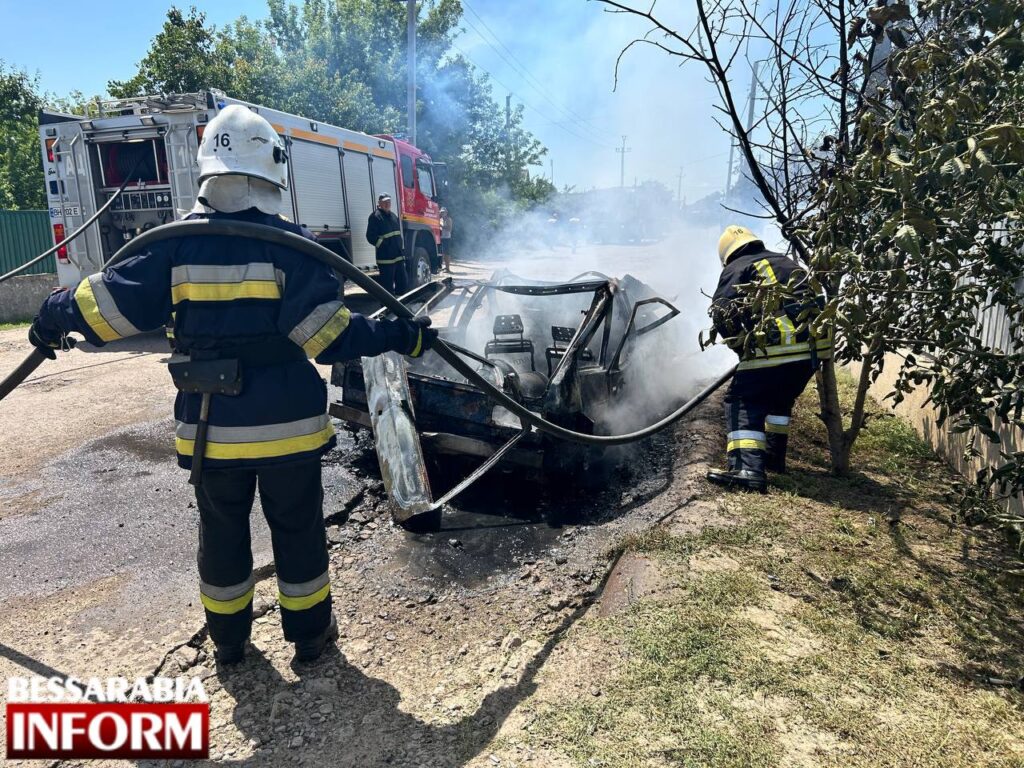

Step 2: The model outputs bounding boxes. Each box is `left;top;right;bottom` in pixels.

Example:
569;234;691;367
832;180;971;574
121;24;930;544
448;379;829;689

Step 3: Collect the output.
329;271;679;478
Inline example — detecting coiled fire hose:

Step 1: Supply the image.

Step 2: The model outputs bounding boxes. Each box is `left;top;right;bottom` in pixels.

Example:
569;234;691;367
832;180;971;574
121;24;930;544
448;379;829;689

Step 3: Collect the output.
1;219;736;444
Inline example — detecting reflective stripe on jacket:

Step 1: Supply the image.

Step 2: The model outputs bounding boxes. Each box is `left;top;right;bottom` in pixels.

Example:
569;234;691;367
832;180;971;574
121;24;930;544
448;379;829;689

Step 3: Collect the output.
710;247;833;371
41;208;406;470
365;209;404;265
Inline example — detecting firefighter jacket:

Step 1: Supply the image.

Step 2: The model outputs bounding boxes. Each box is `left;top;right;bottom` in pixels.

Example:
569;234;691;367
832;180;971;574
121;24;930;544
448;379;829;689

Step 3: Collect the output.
39;208;415;471
366;208;404;265
710;247;832;371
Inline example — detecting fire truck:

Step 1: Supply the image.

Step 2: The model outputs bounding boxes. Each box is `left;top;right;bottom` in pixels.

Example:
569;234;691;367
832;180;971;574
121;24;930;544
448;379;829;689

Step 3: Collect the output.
38;89;447;289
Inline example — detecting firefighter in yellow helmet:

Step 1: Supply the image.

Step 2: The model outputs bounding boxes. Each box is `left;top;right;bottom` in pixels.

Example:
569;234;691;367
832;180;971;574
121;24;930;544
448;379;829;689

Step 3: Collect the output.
705;225;832;492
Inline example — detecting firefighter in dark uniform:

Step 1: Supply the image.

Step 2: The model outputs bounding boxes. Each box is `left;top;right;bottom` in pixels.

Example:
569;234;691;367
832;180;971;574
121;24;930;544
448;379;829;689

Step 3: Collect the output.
27;106;437;665
706;225;832;493
366;194;407;297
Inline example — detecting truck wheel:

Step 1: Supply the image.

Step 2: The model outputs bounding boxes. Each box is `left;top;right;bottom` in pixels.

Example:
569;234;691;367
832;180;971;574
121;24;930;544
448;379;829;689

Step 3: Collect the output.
411;247;432;287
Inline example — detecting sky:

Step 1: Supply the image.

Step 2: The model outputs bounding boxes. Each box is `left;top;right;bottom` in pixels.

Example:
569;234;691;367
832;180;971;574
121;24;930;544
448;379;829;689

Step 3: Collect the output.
0;0;738;200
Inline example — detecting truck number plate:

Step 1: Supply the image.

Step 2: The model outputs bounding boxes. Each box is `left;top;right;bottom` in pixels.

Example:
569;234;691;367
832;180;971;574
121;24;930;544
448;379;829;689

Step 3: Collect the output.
49;205;81;218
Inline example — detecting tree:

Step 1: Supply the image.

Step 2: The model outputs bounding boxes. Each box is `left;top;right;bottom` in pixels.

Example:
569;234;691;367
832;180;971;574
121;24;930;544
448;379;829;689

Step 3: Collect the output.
110;2;553;242
0;62;46;210
598;0;1024;531
108;7;233;97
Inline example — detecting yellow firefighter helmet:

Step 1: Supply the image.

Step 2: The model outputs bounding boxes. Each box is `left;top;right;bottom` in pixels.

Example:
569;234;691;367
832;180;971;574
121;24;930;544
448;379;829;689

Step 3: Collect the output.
718;225;763;266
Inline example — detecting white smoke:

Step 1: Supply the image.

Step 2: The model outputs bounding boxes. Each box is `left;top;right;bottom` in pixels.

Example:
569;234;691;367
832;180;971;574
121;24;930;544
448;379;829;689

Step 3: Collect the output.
453;204;739;435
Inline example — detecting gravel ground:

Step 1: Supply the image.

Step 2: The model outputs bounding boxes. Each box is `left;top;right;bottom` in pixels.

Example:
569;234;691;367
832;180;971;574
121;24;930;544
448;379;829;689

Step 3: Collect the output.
0;246;732;767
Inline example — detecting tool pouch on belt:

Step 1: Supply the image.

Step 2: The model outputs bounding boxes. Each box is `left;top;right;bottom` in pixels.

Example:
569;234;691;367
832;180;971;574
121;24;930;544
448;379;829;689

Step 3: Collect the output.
168;358;243;396
168;357;243;487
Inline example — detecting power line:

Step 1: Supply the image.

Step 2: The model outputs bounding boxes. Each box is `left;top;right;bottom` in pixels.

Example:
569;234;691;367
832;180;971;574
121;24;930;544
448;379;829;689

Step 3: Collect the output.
449;43;615;150
457;2;618;146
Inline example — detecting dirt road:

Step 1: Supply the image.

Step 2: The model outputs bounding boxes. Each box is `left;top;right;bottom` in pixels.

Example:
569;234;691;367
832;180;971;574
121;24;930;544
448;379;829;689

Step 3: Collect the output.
0;242;734;766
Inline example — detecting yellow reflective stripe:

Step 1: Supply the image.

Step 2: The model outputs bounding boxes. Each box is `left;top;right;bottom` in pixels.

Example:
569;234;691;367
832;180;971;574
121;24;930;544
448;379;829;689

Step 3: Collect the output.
737;354;811;371
176;423;335;460
375;231;402;248
755;338;832;358
278;582;331;611
766;423;790;434
409;329;423;357
200;587;254;615
302;306;352;358
727;438;766;451
73;277;122;342
376;257;405;265
171;280;281;303
775;316;796;345
753;259;778;284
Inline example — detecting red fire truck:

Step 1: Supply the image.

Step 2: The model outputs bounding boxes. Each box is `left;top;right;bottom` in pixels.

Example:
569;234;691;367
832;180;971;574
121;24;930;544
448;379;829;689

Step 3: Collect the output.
39;89;447;288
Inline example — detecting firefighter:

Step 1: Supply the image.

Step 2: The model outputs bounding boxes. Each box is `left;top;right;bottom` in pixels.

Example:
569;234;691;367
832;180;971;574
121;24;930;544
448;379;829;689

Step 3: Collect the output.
706;225;831;493
27;105;437;665
366;194;407;296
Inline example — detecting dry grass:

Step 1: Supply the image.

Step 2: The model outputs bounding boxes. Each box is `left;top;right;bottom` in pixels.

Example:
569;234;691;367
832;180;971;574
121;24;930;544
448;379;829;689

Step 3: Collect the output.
531;372;1024;767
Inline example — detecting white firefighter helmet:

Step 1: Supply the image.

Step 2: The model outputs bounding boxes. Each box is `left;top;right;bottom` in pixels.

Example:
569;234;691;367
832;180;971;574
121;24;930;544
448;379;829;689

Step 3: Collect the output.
197;104;288;189
718;224;763;266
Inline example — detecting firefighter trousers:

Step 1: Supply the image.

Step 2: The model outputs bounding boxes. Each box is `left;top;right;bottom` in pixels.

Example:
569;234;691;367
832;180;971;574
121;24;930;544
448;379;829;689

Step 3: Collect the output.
378;260;409;297
195;459;332;646
724;360;815;475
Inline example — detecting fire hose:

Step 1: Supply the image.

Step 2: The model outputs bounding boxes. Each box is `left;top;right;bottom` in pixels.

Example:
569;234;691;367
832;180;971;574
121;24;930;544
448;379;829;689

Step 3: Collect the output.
1;219;736;443
0;156;146;286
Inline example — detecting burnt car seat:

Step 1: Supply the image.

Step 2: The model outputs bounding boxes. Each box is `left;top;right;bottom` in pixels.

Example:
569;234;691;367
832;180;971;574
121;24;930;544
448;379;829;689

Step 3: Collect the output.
546;325;595;377
485;314;536;372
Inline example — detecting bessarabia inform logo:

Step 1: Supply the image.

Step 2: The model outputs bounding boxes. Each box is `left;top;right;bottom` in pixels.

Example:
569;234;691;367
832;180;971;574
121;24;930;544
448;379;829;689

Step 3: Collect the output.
6;675;209;760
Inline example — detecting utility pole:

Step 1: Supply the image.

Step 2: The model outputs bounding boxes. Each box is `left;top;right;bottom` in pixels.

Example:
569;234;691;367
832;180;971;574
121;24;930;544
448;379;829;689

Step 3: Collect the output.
550;158;554;189
616;135;631;188
505;94;512;136
406;0;417;145
676;166;684;209
725;60;760;201
744;60;760;179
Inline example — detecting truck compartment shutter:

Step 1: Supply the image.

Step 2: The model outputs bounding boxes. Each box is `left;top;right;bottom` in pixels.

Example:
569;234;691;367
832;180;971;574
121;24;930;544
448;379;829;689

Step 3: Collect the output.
371;156;398;215
342;150;375;268
290;140;347;230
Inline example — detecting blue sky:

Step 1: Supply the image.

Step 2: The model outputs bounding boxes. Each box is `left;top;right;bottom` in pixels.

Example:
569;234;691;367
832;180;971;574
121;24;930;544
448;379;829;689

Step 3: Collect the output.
0;0;734;198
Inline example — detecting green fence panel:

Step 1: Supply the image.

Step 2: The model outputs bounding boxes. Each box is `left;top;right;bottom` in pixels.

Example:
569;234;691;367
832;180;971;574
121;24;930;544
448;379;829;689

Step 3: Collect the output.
0;210;55;276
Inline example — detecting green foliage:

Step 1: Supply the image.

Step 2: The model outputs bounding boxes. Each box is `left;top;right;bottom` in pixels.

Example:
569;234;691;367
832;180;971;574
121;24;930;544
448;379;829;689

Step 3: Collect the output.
809;0;1024;529
0;62;46;210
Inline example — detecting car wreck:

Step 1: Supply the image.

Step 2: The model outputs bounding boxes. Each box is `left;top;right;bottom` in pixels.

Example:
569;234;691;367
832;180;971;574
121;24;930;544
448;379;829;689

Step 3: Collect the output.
329;270;679;528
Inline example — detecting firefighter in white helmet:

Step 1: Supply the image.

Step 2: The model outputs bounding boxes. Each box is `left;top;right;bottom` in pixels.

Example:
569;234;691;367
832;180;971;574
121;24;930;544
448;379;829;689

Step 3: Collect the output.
29;104;437;664
705;225;832;492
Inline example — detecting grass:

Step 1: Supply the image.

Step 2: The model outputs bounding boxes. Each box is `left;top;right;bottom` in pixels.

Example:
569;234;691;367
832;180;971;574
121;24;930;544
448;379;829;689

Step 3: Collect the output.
531;370;1024;768
0;320;30;331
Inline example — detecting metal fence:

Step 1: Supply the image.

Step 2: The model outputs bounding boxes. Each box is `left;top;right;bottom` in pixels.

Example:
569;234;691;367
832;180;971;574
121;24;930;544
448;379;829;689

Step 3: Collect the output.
0;210;54;276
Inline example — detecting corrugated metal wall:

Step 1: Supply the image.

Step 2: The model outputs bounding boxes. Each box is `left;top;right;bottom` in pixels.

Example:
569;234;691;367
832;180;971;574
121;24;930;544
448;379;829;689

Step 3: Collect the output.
0;210;54;276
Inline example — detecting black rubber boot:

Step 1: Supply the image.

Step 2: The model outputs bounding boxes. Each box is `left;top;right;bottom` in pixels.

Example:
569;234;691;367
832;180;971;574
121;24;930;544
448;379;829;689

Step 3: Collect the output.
293;614;339;663
214;642;247;666
706;468;768;493
765;432;788;474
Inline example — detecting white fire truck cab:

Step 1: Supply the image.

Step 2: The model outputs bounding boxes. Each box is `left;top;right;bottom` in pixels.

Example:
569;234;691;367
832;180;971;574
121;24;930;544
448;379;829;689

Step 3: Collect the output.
38;89;448;289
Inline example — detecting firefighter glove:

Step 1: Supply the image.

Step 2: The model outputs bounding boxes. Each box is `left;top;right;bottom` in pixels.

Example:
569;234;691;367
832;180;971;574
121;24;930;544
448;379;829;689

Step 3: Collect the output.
28;316;65;360
386;316;437;358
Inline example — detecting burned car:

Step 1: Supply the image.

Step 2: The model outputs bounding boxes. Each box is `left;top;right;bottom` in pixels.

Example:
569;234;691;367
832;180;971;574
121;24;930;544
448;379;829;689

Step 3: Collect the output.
329;270;679;487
